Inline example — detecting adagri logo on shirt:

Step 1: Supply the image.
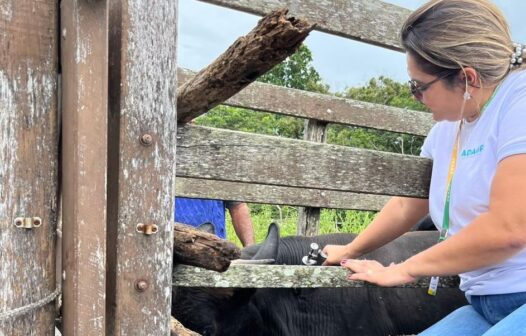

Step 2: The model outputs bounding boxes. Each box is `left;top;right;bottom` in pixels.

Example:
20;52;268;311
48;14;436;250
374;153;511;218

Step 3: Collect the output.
461;144;484;158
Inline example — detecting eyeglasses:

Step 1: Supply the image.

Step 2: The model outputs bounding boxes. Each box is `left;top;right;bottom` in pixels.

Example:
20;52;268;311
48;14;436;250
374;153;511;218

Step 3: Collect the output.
408;72;452;101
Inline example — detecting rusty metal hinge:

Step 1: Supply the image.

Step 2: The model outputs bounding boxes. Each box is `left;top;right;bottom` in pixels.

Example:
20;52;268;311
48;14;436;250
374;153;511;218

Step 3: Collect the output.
14;217;42;229
136;223;158;235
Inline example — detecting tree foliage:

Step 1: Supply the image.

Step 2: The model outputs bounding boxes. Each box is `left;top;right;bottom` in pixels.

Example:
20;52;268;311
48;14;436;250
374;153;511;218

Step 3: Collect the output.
195;44;327;139
258;44;329;93
195;46;429;155
328;76;428;155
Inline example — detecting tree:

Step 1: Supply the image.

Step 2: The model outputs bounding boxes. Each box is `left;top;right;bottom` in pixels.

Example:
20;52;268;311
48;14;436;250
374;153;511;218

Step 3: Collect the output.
258;44;329;93
328;76;428;155
195;44;328;139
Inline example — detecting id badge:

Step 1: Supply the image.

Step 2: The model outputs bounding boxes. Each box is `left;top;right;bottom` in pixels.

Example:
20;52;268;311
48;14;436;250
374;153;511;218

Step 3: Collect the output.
428;276;439;296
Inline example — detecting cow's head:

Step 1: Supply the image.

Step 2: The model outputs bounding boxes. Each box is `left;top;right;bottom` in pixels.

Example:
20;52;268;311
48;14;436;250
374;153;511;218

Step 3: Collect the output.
172;224;280;335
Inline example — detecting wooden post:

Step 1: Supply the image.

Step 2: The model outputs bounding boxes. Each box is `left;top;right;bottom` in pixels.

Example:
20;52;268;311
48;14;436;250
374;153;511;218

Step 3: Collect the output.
107;0;177;334
61;1;108;335
297;119;328;236
0;1;59;334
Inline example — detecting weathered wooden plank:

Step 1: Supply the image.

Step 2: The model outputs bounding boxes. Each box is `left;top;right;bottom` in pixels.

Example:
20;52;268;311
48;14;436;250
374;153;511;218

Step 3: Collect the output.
173;223;241;272
199;0;410;51
173;264;459;289
177;8;314;123
175;177;390;211
297;119;328;236
178;68;434;136
177;125;432;198
107;0;177;334
61;1;108;335
0;1;58;334
170;317;200;336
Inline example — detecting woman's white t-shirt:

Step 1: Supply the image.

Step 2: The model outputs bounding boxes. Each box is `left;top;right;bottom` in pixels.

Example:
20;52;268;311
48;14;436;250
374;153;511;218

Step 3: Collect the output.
421;69;526;296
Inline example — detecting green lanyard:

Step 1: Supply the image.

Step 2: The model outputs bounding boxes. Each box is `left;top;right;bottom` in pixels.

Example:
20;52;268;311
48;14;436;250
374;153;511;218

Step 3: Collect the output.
439;122;463;241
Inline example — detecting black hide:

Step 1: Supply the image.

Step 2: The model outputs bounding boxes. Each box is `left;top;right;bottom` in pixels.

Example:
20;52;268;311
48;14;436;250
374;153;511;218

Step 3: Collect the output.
172;226;467;336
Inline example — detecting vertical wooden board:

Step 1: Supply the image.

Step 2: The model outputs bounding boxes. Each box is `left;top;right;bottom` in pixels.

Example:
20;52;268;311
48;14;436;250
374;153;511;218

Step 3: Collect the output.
297;119;328;236
0;1;58;335
107;0;177;334
60;1;108;335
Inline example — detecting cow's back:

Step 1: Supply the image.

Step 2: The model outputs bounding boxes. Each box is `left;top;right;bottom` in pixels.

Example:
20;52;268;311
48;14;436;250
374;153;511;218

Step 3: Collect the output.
251;231;467;336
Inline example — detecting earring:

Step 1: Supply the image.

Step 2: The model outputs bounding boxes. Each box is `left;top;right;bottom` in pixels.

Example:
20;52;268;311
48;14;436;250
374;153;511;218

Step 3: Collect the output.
463;91;472;100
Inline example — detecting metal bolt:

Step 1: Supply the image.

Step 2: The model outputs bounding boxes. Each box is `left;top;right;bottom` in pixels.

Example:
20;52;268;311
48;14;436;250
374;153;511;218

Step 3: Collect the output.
135;280;149;292
140;133;153;146
33;217;42;227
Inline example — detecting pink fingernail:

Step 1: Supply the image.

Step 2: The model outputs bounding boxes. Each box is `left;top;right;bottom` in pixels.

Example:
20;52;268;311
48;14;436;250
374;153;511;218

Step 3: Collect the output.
340;259;347;265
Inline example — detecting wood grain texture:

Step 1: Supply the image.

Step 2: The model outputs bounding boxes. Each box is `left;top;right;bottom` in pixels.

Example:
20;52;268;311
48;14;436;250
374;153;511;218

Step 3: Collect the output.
297;119;328;236
178;68;434;136
176;125;432;198
175;177;390;211
199;0;411;51
107;0;177;334
0;1;58;334
60;1;108;335
170;317;200;336
173;264;459;289
177;8;314;122
173;224;241;272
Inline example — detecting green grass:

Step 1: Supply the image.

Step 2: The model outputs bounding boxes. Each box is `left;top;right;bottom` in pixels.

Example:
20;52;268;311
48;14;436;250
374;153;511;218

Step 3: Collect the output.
226;204;377;247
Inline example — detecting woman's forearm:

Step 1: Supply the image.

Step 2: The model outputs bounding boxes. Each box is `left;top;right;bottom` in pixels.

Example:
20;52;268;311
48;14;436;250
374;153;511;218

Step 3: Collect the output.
346;197;429;257
403;211;526;277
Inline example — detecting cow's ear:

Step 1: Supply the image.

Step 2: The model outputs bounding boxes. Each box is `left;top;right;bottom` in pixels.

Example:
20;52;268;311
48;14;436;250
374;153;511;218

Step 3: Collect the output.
197;222;216;234
251;223;280;261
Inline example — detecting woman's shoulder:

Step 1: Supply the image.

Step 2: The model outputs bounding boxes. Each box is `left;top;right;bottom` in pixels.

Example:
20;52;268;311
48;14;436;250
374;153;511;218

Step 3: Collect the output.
494;70;526;115
501;69;526;92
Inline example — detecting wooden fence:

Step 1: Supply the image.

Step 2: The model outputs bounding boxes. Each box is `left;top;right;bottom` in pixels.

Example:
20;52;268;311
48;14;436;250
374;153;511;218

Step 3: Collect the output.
0;0;438;335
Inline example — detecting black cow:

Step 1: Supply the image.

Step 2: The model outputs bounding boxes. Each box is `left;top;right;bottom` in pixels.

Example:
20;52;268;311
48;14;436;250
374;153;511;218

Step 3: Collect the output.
172;224;466;336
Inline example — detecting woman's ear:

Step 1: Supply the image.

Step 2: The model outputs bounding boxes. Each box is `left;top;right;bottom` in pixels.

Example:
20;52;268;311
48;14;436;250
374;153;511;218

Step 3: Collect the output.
460;67;479;87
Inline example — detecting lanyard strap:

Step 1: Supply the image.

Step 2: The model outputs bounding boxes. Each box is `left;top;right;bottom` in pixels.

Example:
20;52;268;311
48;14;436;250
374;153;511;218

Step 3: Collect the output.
439;120;463;241
428;122;462;295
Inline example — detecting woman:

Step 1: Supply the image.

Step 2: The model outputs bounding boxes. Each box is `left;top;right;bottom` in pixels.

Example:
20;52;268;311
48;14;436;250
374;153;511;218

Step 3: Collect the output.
322;0;526;335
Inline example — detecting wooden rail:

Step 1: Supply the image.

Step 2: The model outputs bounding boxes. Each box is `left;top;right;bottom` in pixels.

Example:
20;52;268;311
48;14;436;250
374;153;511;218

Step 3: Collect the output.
173;264;459;289
199;0;411;51
178;68;434;136
175;125;431;208
176;177;390;211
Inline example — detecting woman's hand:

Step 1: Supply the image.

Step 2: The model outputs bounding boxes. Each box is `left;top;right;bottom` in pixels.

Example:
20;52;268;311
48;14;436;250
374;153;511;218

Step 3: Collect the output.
341;259;417;287
322;244;355;265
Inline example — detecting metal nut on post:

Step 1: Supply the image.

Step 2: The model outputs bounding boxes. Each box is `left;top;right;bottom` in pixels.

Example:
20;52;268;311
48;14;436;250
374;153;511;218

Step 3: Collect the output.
136;223;158;235
135;279;149;292
140;133;153;146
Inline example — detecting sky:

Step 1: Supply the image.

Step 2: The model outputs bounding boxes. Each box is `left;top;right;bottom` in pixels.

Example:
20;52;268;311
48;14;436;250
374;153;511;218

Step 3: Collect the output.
178;0;526;93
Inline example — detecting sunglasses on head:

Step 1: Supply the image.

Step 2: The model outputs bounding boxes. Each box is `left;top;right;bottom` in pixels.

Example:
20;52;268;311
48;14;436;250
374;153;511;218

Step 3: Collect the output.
408;72;454;101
